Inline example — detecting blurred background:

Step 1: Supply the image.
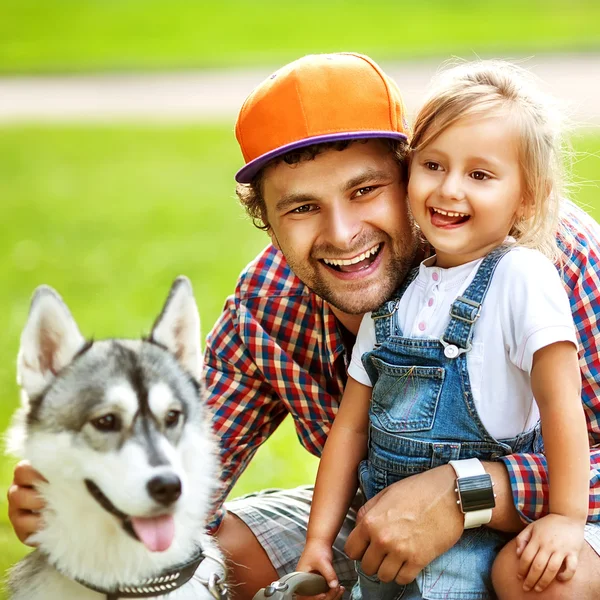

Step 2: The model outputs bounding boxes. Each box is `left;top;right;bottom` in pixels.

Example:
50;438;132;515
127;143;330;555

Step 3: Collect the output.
1;0;599;591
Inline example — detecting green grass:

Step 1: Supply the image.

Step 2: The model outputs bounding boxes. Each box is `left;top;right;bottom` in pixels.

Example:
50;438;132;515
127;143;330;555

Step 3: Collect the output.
0;125;598;598
0;0;599;74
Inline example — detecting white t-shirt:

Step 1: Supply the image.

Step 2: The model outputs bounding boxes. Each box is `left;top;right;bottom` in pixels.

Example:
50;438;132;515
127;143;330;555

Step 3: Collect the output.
349;246;578;439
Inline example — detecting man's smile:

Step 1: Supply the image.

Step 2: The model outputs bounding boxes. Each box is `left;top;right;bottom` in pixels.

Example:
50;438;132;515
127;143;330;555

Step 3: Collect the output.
320;243;383;273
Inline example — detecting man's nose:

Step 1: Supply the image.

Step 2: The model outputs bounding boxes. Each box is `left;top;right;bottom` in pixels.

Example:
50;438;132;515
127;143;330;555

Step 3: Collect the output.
325;205;362;248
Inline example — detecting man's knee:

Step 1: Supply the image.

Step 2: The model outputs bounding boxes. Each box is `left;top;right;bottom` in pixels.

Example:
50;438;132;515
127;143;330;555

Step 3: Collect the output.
492;537;600;600
216;511;279;600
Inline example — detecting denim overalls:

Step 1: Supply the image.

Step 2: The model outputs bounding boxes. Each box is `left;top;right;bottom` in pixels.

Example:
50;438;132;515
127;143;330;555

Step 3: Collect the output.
353;246;542;600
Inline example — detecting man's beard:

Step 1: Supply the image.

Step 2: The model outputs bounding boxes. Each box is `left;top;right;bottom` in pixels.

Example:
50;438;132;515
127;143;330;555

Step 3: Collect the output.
285;233;419;316
312;243;418;314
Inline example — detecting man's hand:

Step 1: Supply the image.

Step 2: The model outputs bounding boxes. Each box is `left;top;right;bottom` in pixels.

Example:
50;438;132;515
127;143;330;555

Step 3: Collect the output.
516;514;585;593
344;465;463;585
6;461;46;545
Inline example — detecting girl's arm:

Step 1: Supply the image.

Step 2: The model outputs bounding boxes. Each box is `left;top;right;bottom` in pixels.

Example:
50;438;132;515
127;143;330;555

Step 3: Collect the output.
517;340;589;592
531;341;588;523
296;376;372;587
307;375;372;544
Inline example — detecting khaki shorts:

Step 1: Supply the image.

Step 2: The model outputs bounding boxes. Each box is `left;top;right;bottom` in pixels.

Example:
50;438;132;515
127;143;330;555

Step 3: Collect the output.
226;486;359;590
226;485;600;591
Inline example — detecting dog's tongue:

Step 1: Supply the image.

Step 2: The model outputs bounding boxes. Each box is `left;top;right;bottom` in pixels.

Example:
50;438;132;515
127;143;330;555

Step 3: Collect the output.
131;515;175;552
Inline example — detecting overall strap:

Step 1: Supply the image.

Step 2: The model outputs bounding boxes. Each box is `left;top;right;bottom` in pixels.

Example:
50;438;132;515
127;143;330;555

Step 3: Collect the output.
442;245;513;352
370;266;419;345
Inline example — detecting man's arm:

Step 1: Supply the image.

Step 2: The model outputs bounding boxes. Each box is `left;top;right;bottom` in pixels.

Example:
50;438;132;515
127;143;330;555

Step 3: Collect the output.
344;460;523;584
205;296;288;531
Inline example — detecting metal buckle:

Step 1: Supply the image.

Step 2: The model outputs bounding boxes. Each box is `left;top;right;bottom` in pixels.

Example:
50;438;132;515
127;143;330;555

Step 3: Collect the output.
196;552;229;600
263;581;289;597
440;337;471;358
372;299;401;320
207;572;228;600
449;296;481;324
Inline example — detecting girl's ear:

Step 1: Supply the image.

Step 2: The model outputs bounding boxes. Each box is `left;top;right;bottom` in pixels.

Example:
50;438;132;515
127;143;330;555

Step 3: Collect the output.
519;178;552;221
516;193;535;221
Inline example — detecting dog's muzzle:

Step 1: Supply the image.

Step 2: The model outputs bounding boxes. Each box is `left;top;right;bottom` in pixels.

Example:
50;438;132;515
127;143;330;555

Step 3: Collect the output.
84;479;139;541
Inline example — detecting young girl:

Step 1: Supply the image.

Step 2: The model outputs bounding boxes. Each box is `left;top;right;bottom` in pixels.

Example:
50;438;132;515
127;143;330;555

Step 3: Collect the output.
297;60;590;599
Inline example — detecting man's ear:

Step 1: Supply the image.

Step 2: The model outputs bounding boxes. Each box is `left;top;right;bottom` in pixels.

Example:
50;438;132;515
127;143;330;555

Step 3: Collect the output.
150;276;202;381
18;286;86;399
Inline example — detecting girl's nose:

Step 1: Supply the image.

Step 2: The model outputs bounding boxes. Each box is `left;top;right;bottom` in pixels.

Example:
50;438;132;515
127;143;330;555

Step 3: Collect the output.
439;172;466;201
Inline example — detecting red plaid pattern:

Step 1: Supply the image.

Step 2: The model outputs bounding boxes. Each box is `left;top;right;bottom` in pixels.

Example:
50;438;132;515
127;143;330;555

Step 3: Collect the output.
205;201;600;531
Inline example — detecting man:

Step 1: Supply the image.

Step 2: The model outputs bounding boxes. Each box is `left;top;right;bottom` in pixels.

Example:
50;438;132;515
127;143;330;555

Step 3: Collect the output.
9;53;600;599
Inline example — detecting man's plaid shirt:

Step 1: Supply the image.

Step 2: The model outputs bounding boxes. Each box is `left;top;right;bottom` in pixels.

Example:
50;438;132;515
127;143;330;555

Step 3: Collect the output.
205;201;600;531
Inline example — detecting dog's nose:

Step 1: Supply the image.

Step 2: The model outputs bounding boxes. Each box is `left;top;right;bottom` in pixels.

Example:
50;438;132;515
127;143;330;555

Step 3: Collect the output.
147;474;182;505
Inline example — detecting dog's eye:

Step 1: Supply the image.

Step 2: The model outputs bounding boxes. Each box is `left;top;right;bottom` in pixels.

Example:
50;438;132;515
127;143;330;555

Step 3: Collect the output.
165;410;182;428
91;414;121;432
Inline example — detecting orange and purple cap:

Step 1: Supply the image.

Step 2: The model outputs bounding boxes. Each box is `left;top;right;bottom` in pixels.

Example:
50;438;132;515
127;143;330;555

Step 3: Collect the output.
234;52;409;183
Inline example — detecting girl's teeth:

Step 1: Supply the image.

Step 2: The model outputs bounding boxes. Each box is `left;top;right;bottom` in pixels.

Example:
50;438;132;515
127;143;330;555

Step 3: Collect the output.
433;208;469;218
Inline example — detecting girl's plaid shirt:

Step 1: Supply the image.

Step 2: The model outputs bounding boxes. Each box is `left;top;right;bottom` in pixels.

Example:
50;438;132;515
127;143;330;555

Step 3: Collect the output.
205;201;600;532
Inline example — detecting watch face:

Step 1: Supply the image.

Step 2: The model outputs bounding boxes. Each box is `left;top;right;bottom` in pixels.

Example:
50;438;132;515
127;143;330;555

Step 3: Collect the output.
457;474;496;512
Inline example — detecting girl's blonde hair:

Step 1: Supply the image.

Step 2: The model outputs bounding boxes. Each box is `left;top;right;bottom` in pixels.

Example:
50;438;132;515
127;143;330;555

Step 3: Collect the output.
411;60;572;262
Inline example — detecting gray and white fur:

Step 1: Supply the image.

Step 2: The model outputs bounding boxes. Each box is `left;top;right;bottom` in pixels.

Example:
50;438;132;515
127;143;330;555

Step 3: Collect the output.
6;277;223;599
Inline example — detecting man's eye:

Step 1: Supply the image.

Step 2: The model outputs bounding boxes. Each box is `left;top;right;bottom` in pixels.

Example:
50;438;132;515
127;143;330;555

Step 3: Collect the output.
290;204;314;214
471;171;489;181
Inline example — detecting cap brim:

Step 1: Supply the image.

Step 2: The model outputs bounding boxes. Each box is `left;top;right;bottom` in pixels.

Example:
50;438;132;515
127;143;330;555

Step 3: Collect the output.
235;131;408;184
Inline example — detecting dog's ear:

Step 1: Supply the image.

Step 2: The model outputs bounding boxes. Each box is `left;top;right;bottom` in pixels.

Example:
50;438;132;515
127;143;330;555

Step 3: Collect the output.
18;286;86;399
150;276;202;380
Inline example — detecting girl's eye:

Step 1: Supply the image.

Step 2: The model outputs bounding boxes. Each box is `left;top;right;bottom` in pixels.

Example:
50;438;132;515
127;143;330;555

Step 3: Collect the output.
424;161;440;171
165;410;182;428
355;186;375;197
471;171;489;181
91;414;121;432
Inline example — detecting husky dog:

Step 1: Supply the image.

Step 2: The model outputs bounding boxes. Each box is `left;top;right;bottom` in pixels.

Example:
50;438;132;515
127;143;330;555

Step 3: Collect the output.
6;277;226;600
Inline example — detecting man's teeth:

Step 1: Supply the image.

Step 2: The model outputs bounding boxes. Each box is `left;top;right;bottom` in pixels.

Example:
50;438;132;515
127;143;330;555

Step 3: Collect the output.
432;207;469;218
323;245;380;267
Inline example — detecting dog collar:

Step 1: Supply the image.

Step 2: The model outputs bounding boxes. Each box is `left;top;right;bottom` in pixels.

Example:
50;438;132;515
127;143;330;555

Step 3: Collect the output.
69;546;228;600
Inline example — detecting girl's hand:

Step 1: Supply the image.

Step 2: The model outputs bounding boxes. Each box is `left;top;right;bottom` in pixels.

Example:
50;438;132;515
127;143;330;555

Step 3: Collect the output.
515;513;585;592
297;539;341;591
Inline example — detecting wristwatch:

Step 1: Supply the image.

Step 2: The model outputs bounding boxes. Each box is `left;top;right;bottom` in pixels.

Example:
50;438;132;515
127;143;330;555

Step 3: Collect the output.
449;458;496;529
